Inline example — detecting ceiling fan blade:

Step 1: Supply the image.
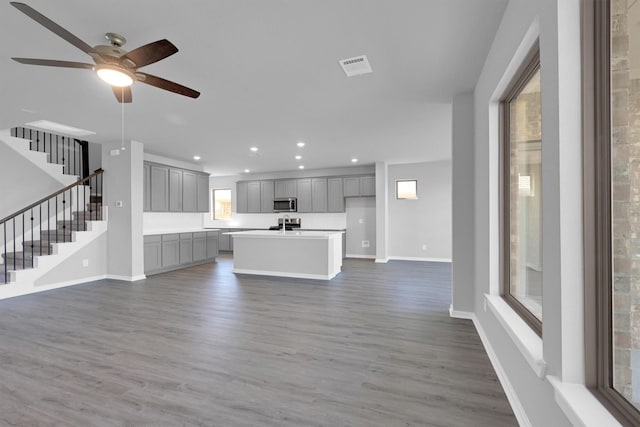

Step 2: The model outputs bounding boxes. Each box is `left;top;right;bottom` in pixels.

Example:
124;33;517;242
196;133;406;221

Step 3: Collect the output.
123;39;178;68
12;57;94;69
113;86;132;103
136;73;200;99
11;2;98;56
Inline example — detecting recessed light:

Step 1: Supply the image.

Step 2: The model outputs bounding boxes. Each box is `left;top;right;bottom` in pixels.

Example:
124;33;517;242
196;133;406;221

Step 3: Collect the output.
295;155;302;160
193;155;201;160
351;158;358;163
250;147;259;152
296;141;305;147
244;169;250;173
299;165;305;169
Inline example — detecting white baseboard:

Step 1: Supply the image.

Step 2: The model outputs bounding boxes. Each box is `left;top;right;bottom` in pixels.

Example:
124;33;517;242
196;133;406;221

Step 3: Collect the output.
345;254;376;259
471;314;531;427
388;256;452;263
232;268;337;281
375;257;389;263
449;305;474;320
0;274;107;301
106;274;147;282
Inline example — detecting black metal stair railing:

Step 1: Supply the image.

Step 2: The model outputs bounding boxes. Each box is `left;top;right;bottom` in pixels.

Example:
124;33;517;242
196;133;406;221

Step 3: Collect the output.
0;169;103;284
10;127;90;178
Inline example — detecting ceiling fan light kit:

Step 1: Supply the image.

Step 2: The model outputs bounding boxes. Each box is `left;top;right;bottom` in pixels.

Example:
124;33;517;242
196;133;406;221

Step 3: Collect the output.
95;65;135;87
9;2;200;103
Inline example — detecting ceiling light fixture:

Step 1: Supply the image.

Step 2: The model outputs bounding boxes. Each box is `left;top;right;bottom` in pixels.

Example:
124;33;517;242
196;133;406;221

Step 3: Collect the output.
297;141;305;147
95;65;135;87
193;155;201;160
351;158;358;163
250;147;259;152
299;165;305;169
295;155;302;160
244;169;250;173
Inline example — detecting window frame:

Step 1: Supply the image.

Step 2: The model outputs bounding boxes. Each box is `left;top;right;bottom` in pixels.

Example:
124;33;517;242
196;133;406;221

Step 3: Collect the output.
584;0;640;424
499;42;543;337
395;179;418;200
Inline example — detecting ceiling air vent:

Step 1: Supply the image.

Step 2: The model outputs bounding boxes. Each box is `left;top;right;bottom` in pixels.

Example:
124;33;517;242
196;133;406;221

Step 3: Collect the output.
339;55;372;77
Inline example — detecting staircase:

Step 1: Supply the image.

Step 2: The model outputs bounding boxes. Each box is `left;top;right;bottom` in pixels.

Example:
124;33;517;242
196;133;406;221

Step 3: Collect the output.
0;128;107;296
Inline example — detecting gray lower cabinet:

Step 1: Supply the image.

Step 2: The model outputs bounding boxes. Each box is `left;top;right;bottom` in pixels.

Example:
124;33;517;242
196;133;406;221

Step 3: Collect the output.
143;235;162;272
182;171;197;212
327;177;344;212
206;231;219;259
145;231;218;275
193;232;207;261
179;233;193;264
236;182;248;213
150;165;169;211
161;234;180;267
218;231;231;251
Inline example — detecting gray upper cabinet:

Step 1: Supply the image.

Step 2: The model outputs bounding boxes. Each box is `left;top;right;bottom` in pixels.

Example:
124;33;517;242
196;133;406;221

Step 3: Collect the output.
360;176;375;196
150;165;169;211
182;171;197;212
247;181;261;213
275;180;297;198
236;181;248;213
196;174;210;212
169;168;183;212
343;177;361;197
327;177;345;212
261;181;275;213
311;178;327;212
297;179;312;212
343;175;376;197
143;163;151;211
144;162;210;213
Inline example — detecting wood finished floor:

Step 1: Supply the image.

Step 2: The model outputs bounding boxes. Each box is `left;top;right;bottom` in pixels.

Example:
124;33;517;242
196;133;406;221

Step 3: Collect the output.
0;255;516;426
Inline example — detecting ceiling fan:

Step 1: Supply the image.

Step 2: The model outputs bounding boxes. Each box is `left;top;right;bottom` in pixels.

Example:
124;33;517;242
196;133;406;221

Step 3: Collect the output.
9;2;200;103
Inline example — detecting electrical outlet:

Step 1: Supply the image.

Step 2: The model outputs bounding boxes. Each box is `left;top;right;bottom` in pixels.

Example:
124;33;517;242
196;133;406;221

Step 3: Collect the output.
110;149;120;156
82;259;89;267
362;240;370;248
422;244;427;251
115;201;124;208
359;218;364;224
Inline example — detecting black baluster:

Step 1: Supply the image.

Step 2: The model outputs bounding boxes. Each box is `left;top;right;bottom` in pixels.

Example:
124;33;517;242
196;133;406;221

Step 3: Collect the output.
12;218;16;272
47;199;50;255
22;214;24;270
39;204;42;256
4;222;7;283
55;194;58;245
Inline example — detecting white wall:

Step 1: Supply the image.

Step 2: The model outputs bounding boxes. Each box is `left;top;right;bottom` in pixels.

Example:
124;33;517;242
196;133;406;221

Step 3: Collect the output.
0;138;62;219
387;161;451;261
345;197;376;257
465;0;606;425
451;91;475;313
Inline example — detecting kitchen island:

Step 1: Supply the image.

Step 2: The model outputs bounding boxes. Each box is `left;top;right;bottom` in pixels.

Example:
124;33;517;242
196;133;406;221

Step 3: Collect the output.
226;230;343;280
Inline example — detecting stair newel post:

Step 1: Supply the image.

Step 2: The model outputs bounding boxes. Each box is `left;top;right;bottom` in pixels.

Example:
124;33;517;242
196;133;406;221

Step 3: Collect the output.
12;218;16;272
38;204;42;256
47;199;50;255
62;191;66;243
22;214;25;270
55;194;58;245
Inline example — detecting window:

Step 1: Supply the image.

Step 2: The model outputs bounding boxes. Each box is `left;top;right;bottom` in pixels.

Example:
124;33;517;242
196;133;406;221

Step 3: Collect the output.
396;180;418;199
500;44;543;335
212;189;231;220
586;0;640;424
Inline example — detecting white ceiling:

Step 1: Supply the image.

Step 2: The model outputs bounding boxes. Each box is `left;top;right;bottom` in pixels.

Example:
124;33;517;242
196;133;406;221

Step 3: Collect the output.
0;0;506;176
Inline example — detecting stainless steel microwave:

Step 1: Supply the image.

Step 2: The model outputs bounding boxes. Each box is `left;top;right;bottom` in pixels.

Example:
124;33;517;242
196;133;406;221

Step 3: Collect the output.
273;198;297;212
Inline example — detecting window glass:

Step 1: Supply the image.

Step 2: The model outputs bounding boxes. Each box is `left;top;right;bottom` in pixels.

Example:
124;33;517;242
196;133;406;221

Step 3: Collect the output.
212;189;231;220
396;180;418;199
507;68;543;321
611;0;640;410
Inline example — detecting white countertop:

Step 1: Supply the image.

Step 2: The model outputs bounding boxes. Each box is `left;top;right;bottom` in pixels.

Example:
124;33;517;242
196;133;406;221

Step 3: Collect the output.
225;230;343;239
144;228;220;236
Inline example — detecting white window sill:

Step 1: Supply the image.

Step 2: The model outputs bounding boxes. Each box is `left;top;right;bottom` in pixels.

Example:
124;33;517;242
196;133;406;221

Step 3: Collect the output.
484;294;547;378
548;376;622;427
